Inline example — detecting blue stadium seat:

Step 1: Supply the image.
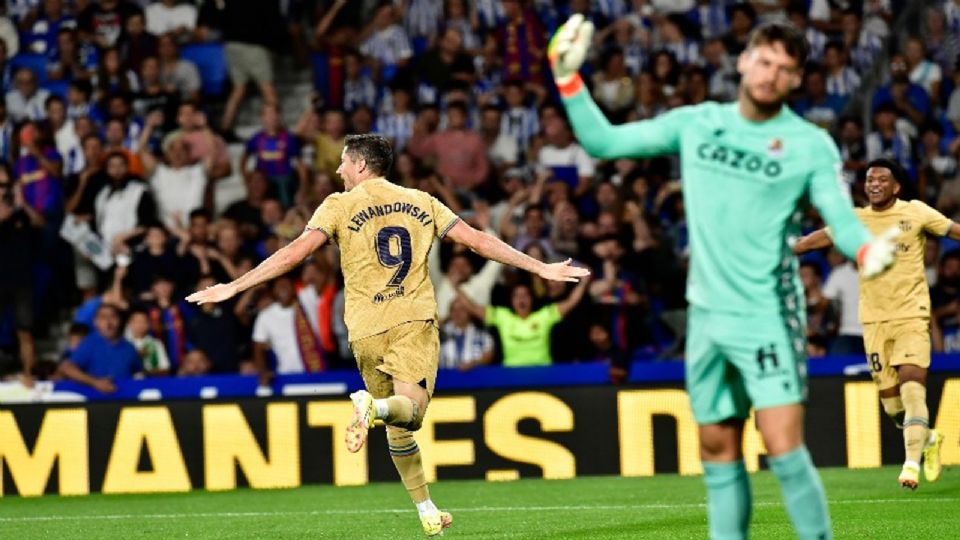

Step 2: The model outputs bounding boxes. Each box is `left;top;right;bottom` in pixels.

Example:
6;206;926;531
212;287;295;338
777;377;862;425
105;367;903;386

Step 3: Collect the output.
42;79;70;99
180;43;228;96
10;53;49;84
311;52;329;102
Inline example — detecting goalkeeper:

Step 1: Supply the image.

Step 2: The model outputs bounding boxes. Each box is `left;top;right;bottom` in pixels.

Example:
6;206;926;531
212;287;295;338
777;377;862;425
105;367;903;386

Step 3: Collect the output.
550;16;896;540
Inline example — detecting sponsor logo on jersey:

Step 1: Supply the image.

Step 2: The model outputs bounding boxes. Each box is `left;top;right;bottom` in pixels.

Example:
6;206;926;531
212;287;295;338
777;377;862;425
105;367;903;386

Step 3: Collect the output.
695;142;783;177
767;138;783;158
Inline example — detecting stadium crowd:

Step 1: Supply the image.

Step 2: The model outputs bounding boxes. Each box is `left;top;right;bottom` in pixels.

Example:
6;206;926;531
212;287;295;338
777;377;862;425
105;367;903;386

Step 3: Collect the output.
1;0;959;392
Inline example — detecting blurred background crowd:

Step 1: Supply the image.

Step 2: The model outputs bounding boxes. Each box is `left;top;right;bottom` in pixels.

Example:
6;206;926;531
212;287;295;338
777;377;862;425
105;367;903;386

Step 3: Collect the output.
0;0;957;392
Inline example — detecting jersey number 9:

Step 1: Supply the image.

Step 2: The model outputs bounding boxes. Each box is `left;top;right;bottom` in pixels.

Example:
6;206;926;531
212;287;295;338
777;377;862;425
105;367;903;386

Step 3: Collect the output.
376;226;412;287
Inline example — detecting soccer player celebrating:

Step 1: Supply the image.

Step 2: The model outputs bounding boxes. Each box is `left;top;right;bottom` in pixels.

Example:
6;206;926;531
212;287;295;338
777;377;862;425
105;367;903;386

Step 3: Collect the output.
549;15;896;540
795;158;952;490
186;134;588;536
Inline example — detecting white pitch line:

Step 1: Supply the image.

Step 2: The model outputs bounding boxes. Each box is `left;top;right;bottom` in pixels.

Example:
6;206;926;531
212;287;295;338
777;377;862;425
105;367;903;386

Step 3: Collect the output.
0;498;957;523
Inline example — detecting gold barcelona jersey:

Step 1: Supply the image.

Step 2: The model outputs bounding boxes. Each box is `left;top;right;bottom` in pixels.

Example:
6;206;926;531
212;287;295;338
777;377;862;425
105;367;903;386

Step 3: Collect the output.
852;199;951;323
306;177;460;341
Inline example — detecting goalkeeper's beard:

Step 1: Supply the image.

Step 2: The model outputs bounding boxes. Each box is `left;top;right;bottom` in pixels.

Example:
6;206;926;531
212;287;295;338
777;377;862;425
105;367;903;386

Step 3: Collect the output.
740;84;786;118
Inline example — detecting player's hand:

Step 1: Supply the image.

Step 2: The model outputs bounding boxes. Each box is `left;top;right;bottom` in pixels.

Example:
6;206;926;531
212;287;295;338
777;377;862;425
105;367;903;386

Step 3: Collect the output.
185;282;239;305
537;258;591;283
857;226;898;279
548;14;594;85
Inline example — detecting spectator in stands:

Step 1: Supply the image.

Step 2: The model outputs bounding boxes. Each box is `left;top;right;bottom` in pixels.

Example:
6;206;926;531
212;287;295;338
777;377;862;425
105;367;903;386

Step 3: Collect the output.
872;54;931;128
838;116;867;184
63;133;106;297
94;150;156;253
22;0;75;59
301;108;346;184
156;33;198;103
588;233;647;353
866;103;916;177
118;11;157;75
242;103;305;209
359;4;412;80
296;253;341;366
186;274;241;374
132;55;179;121
0;175;36;385
904;36;942;101
591;47;635;121
140;272;191;368
457;278;589;367
145;0;197;40
218;0;281;136
126;222;177;297
479;104;519;173
792;66;845;131
139;110;213;230
821;249;863;355
497;0;546;84
823;41;860;99
443;0;481;53
408;100;490;190
173;102;231;180
721;3;756;56
252;274;327;386
787;2;826;62
918;122;956;204
538;114;595;198
59;303;142;393
658;13;701;67
801;261;838;343
177;349;211;376
47;27;96;82
92;46;138;100
77;0;142;50
415;27;474;98
439;297;494;371
211;224;254;282
701;38;737;102
66;79;93;119
124;307;170;375
223;170;269;241
14;122;63;224
341;48;377;113
500;79;540;150
925;7;959;78
841;8;883;75
375;84;415;153
6;67;49;122
46;95;82;175
932;250;960;351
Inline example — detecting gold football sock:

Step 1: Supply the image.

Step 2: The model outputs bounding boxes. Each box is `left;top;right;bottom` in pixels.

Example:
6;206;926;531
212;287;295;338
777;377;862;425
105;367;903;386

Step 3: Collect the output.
900;381;929;464
387;426;429;503
379;395;417;427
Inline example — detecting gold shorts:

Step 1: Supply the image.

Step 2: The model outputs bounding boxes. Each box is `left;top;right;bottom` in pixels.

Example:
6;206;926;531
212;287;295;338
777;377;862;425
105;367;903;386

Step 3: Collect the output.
349;320;440;398
862;318;931;391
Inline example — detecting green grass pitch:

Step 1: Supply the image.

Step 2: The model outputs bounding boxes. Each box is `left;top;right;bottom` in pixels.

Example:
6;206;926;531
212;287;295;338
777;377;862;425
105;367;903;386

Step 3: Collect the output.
2;466;957;539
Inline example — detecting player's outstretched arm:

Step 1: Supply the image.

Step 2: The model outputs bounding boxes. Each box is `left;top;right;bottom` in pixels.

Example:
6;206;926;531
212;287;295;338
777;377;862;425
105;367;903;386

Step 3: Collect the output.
445;220;590;283
550;14;684;160
793;229;833;255
185;228;329;304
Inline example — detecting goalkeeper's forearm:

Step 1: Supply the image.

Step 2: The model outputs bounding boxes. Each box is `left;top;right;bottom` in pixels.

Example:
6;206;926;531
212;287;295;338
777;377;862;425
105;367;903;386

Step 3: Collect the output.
466;229;546;276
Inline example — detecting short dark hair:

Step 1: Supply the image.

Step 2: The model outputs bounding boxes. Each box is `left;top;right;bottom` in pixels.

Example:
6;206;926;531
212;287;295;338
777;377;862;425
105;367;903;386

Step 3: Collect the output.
343;134;394;176
746;22;810;66
189;208;211;222
865;158;908;184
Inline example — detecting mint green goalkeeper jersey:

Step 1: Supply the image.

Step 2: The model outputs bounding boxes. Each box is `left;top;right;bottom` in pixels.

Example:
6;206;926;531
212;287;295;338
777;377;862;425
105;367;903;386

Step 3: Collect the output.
563;94;871;315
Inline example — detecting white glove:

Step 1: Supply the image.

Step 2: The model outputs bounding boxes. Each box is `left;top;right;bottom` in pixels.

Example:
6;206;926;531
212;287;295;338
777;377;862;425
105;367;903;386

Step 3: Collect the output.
548;14;594;85
857;226;898;279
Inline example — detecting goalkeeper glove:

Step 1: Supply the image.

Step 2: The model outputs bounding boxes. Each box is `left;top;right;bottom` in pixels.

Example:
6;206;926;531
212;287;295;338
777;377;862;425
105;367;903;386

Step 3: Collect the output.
548;14;594;96
856;226;898;279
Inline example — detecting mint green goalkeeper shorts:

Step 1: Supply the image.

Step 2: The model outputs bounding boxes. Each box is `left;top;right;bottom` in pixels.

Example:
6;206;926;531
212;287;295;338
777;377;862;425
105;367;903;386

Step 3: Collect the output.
685;307;808;425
